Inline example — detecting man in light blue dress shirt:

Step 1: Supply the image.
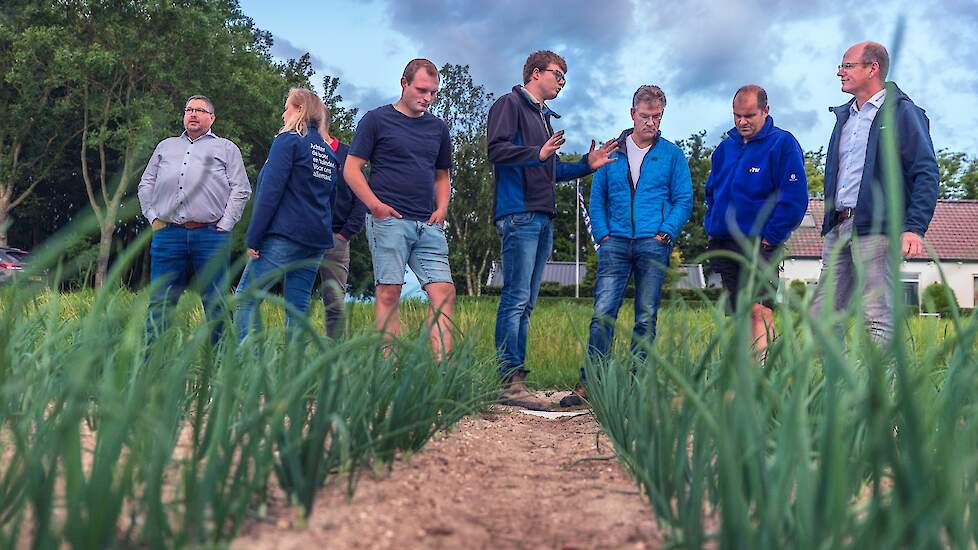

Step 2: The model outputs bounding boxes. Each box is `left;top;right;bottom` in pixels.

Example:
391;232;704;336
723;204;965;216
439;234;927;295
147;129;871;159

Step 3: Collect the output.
812;42;939;343
138;95;252;342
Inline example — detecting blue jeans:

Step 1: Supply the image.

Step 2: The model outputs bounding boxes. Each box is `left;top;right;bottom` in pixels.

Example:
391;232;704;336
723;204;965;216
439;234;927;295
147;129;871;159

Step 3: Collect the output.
235;236;325;341
585;236;671;379
494;212;552;380
146;224;230;343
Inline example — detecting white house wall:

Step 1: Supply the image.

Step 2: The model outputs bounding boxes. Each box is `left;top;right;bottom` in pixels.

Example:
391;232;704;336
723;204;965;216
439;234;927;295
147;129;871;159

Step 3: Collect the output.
905;261;978;308
780;258;978;308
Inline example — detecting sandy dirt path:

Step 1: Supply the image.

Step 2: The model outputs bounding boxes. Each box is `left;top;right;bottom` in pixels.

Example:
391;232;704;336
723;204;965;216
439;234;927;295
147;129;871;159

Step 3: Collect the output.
234;399;661;549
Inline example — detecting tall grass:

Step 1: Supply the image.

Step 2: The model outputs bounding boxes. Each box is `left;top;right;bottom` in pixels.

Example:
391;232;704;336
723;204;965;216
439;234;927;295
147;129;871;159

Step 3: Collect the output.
587;31;978;546
0;270;493;547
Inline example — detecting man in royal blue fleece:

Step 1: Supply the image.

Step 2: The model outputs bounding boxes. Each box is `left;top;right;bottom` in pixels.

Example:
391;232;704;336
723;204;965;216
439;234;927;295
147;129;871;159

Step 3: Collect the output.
344;59;455;360
488;50;618;410
560;85;693;408
704;85;808;359
811;42;938;343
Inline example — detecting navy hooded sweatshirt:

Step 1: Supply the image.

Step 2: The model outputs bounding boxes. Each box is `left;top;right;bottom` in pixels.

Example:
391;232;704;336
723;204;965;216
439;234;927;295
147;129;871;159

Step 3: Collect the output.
246;127;336;251
487;85;593;220
821;82;939;237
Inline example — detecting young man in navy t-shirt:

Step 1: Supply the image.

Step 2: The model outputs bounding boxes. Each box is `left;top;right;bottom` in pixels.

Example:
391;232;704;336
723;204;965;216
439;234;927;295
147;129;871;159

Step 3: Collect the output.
344;58;455;360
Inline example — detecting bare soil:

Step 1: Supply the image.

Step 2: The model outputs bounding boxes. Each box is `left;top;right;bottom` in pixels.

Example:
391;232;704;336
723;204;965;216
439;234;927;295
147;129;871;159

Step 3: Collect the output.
234;397;662;549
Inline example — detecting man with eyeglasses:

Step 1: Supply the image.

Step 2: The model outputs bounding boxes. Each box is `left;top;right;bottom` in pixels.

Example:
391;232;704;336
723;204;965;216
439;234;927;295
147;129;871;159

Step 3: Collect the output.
704;85;808;362
138;94;251;342
812;41;939;343
560;85;692;408
488;50;618;410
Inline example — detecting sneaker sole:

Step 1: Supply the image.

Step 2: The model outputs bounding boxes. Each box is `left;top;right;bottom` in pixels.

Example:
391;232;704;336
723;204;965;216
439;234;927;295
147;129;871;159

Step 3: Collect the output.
498;397;553;412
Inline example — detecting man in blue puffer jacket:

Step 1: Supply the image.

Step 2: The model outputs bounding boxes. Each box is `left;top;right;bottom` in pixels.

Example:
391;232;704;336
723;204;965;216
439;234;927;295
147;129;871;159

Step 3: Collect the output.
704;85;808;360
561;85;693;408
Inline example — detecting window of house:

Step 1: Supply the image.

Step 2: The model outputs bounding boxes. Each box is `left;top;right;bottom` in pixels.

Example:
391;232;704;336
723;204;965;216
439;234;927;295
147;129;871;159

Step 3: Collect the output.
901;272;920;308
973;275;978;308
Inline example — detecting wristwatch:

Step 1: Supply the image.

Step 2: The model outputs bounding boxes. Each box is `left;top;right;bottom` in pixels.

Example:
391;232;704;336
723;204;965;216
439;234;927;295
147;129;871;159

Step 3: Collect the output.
655;232;673;246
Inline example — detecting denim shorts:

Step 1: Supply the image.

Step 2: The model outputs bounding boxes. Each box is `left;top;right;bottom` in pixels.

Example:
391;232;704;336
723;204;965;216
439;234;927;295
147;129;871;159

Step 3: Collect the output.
365;214;453;287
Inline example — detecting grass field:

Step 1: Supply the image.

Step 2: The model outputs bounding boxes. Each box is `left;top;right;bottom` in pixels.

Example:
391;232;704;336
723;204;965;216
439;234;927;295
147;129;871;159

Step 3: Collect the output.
3;282;976;547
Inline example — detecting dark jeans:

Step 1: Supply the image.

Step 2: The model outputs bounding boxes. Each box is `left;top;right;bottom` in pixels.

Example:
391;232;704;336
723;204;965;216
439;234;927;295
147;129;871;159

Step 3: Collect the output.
584;236;671;379
707;238;781;312
235;236;325;341
319;234;351;339
493;212;552;381
146;224;230;343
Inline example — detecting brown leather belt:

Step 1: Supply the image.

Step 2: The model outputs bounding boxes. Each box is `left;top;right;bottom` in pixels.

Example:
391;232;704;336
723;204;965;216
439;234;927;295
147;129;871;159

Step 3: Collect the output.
836;207;855;222
171;221;213;229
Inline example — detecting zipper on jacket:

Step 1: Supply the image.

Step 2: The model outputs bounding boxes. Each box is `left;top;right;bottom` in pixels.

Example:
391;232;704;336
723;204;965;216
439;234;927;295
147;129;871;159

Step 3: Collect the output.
629;142;658;238
625;154;636;238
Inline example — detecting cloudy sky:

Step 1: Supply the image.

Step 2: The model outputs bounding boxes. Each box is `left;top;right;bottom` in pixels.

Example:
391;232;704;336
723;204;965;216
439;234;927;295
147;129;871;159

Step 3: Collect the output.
240;0;978;156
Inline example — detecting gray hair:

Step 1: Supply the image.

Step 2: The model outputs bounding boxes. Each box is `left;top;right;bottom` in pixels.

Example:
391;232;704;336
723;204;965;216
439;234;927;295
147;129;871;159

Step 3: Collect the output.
632;85;666;108
185;94;215;114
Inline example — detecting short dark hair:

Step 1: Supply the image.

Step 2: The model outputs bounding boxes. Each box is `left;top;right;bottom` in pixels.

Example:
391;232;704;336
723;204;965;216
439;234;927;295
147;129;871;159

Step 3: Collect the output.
522;50;567;84
861;42;890;80
632;85;666;108
402;58;439;84
185;94;214;114
733;85;768;110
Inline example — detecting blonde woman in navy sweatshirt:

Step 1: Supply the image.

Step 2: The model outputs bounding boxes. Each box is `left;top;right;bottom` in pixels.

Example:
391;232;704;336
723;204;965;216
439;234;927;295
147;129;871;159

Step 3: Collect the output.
235;88;337;340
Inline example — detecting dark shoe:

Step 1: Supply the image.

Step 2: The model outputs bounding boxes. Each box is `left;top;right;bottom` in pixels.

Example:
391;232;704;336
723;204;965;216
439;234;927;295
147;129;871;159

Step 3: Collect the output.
498;372;551;411
559;383;588;408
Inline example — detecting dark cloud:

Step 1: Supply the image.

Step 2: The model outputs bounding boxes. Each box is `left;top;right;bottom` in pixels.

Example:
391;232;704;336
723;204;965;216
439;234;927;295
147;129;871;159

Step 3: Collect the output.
373;0;635;151
300;0;974;153
270;34;326;71
641;0;833;98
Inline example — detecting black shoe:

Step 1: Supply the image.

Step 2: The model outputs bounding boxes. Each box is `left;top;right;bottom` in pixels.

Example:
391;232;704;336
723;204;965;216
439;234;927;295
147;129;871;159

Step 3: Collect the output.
559;383;588;408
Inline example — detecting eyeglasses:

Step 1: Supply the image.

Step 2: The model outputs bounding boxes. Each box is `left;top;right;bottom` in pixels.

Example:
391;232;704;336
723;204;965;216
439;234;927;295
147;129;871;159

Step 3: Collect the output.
540;68;566;83
837;61;874;71
636;112;663;124
184;107;213;115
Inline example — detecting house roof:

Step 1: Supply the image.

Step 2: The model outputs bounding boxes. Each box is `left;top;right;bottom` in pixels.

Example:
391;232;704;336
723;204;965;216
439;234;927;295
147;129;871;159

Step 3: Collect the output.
486;261;587;287
786;198;978;261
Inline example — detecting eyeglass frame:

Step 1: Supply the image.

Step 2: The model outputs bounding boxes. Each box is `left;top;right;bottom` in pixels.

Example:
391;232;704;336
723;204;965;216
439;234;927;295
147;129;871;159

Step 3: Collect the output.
538;68;566;83
184;107;213;115
837;61;875;71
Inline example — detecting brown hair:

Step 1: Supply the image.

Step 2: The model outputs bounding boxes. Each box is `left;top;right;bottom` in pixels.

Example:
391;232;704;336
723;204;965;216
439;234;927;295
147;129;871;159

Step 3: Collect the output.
632;85;666;108
402;58;439;84
279;88;327;137
861;42;890;80
734;84;768;110
522;50;567;84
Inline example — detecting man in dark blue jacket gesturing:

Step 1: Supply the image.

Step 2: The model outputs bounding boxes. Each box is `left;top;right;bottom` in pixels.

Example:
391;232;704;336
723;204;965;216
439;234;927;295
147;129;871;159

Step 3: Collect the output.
704;85;808;360
812;42;938;343
488;50;617;410
561;85;693;408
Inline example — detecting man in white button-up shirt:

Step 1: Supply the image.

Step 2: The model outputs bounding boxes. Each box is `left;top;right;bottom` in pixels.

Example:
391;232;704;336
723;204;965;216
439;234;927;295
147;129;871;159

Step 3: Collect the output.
812;42;939;343
138;95;252;342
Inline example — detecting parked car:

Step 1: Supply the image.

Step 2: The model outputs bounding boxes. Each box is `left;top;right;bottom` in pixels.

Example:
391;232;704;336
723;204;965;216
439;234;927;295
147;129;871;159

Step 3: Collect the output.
0;247;29;283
